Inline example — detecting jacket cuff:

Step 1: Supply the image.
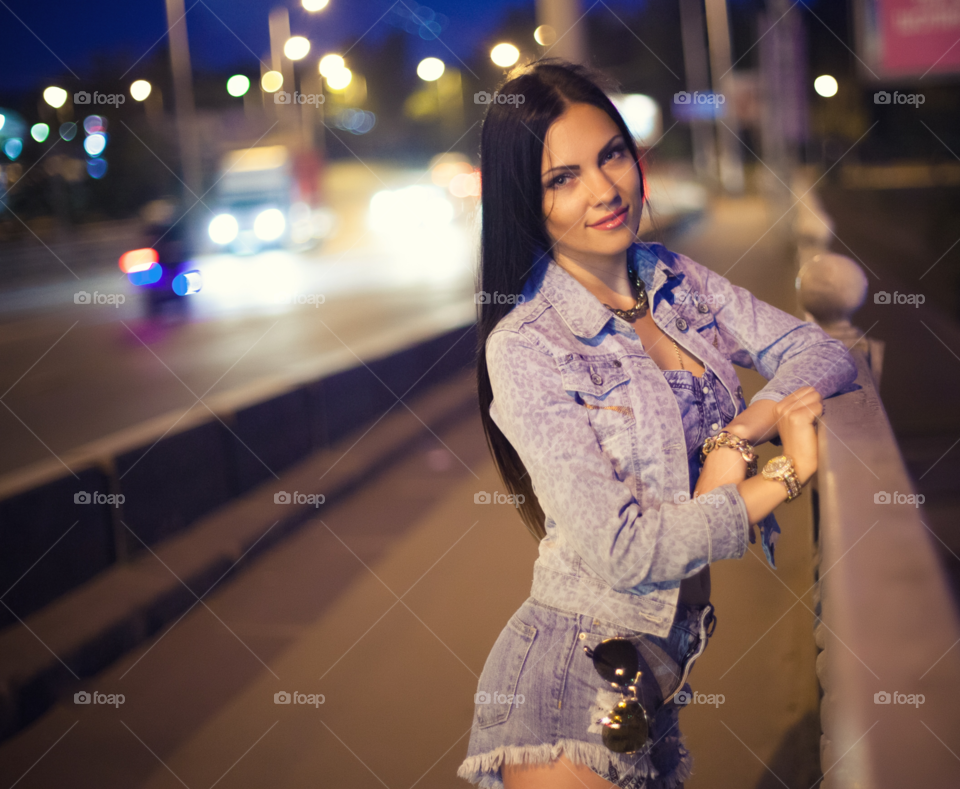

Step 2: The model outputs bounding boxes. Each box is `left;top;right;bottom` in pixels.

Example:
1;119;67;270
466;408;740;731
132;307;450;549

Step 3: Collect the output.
695;483;751;562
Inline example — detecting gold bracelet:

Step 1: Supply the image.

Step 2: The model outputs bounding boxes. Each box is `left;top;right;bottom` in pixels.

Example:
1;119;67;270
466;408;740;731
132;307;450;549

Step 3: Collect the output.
701;431;758;478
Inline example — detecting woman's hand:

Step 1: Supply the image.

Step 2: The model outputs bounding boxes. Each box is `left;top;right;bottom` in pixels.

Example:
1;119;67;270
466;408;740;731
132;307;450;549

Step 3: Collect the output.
772;386;822;484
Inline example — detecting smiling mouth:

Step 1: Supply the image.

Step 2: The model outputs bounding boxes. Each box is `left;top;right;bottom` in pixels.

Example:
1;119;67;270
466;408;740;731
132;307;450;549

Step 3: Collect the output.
589;206;629;229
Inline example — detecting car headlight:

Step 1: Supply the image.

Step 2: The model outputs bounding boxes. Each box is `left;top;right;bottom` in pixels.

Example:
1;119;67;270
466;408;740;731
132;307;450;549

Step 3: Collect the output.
209;214;239;245
253;208;285;241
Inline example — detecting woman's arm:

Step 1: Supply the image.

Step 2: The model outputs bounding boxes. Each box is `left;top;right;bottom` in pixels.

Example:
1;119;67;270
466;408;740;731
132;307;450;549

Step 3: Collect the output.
486;328;752;591
695;387;823;525
667;247;859;408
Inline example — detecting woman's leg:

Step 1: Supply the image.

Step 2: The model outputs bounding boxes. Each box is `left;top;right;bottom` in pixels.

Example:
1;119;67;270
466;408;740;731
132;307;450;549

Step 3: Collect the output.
502;754;621;789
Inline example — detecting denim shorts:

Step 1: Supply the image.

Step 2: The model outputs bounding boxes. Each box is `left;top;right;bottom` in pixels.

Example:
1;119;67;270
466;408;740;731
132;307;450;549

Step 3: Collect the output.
457;597;717;789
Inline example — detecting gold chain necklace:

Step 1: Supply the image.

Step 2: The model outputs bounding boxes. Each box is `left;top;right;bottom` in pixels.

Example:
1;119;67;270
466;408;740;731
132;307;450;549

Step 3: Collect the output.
602;263;685;371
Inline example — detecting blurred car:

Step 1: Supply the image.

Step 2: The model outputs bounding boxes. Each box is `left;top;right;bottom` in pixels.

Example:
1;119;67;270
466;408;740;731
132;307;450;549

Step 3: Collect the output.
121;199;200;319
206;145;335;255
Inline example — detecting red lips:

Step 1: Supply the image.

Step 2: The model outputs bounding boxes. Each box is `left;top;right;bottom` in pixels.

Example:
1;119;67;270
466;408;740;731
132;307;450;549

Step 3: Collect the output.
589;206;628;227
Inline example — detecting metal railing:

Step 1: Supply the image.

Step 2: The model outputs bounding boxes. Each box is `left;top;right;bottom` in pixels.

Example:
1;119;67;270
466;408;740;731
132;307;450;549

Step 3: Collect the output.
795;185;960;787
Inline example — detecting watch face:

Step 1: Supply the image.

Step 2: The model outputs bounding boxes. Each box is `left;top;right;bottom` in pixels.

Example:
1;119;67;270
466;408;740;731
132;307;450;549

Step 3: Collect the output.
767;456;792;474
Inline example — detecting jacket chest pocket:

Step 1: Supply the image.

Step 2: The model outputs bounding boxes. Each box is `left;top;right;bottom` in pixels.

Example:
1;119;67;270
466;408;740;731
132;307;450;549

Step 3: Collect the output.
560;359;634;443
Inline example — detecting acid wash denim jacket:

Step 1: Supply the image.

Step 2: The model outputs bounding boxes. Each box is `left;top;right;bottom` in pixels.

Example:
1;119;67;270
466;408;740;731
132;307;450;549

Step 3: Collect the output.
486;241;858;638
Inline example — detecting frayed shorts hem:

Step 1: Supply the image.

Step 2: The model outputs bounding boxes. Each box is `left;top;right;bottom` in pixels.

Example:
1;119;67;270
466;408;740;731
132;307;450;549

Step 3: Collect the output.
456;736;694;789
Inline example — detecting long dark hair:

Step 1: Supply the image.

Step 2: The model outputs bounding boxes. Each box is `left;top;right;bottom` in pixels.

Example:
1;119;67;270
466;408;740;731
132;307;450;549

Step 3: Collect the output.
475;59;647;542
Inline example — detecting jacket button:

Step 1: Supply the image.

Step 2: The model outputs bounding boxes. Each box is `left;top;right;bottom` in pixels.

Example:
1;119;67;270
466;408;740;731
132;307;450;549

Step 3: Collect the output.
591;373;603;385
613;360;622;367
736;385;744;399
676;318;688;331
698;302;710;314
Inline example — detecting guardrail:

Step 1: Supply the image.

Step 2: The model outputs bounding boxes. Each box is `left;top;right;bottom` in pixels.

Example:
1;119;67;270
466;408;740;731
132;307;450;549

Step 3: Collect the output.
795;189;960;786
0;321;477;632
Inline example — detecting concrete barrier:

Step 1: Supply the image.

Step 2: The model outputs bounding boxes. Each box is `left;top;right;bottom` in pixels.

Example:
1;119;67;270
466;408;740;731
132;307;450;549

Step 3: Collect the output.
0;467;116;631
0;323;477;632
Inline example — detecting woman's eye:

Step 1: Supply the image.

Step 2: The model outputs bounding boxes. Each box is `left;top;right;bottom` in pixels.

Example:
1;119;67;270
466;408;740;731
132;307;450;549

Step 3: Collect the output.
549;174;571;188
603;145;626;163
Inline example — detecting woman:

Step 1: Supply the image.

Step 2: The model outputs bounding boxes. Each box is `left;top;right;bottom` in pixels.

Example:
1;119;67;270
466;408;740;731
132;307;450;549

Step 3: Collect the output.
457;60;857;789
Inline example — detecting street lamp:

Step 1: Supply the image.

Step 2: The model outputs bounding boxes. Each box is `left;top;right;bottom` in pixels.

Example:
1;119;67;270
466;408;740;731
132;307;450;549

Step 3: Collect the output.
325;67;352;91
814;75;838;98
130;80;152;101
302;0;328;10
284;35;310;60
227;74;251;97
319;54;345;78
417;57;445;82
490;43;519;68
43;86;68;108
261;70;284;92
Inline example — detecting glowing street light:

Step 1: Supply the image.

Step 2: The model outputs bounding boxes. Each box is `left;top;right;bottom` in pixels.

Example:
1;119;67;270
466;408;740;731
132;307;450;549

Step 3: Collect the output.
326;67;352;91
319;54;345;78
227;74;251;97
491;43;519;68
814;75;838;98
417;57;445;82
261;71;284;93
284;36;311;61
130;80;152;101
302;0;329;10
43;86;68;108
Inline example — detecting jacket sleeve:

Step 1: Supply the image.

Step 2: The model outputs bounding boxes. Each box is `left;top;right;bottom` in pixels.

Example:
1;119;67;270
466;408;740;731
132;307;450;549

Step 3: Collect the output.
670;250;859;406
486;328;751;591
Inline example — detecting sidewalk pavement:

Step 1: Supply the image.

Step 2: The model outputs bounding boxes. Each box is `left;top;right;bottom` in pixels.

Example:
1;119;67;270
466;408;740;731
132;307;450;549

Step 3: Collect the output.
0;193;825;788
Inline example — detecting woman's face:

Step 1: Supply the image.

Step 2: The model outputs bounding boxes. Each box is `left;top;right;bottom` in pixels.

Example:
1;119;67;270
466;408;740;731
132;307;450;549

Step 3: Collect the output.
541;102;642;265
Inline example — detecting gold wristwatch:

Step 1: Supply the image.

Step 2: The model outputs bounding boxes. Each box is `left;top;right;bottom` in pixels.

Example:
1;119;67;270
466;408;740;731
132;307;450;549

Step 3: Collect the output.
701;431;758;478
762;455;802;501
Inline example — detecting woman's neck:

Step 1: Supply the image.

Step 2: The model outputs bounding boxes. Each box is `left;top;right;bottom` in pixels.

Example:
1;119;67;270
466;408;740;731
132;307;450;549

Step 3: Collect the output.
553;246;635;307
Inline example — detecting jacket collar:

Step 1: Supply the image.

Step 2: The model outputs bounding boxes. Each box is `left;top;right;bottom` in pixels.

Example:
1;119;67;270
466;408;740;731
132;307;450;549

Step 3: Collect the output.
533;242;679;340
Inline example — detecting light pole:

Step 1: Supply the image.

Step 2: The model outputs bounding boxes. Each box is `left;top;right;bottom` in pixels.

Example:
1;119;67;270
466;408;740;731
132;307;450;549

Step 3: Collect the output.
164;0;202;198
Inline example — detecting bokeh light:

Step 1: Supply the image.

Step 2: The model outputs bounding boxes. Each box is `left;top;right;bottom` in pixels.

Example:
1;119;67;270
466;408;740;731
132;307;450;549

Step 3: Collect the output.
83;115;107;134
119;248;159;273
253;208;286;241
208;214;239;245
334;109;376;134
128;262;162;286
261;71;283;93
87;158;108;179
491;43;520;68
43;86;68;108
3;139;23;160
449;171;481;199
284;36;311;61
534;25;556;46
814;75;839;98
130;80;152;101
84;133;107;157
59;122;77;141
227;74;250;97
173;270;203;296
30;123;50;143
302;0;329;10
417;57;445;81
319;54;345;78
0;114;5;132
325;67;352;91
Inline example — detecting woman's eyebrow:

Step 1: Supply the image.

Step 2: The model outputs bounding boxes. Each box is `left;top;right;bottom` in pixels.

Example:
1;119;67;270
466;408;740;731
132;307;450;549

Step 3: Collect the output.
542;134;624;177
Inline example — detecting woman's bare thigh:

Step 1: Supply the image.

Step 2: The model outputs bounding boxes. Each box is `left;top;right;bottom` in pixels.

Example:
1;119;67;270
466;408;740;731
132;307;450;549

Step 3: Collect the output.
502;754;620;789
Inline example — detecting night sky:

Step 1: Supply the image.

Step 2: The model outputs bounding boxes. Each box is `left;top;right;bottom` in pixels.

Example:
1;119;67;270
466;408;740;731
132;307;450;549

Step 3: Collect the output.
1;0;540;92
